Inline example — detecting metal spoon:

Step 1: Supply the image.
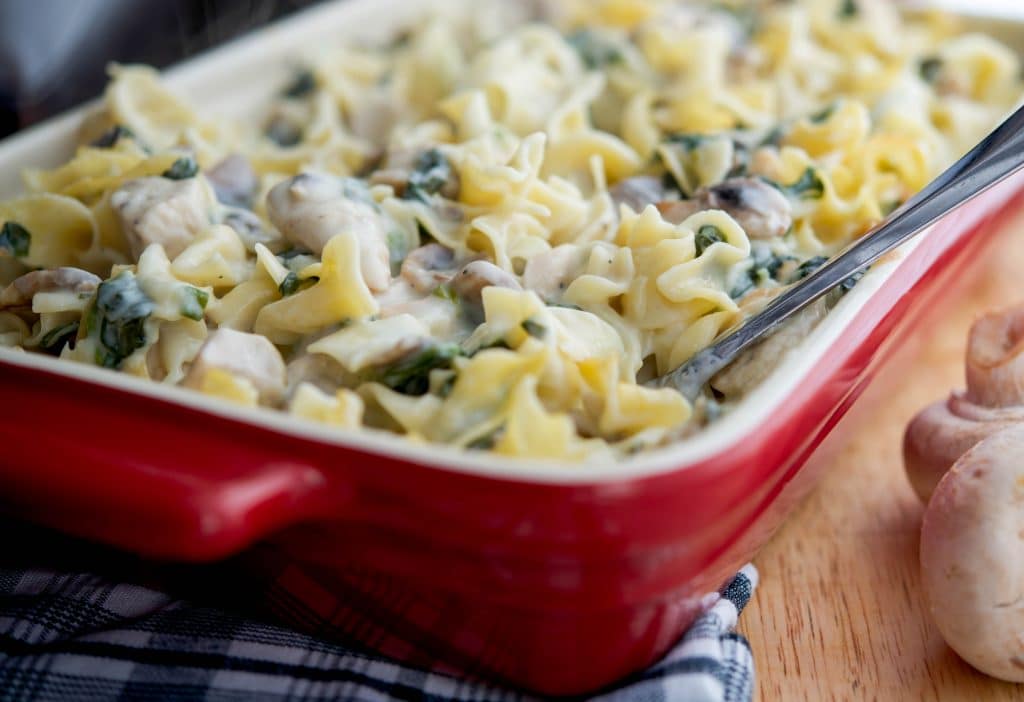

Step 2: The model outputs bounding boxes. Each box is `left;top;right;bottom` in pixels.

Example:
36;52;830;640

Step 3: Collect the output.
654;101;1024;401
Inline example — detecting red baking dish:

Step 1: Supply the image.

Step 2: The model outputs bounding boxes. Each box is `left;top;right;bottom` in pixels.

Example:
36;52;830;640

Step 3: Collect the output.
2;1;1024;695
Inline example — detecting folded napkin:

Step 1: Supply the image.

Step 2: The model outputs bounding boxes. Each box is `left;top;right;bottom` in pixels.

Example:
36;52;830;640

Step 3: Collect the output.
0;529;757;702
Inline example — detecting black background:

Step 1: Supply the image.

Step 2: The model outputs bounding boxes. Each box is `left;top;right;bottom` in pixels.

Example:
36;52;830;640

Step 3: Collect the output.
0;0;325;137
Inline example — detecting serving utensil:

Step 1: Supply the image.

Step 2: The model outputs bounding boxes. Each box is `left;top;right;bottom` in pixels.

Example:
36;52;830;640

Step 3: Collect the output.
654;102;1024;401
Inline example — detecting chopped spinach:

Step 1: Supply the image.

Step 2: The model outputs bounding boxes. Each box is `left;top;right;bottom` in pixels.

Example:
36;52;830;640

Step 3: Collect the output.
39;321;80;355
0;221;30;258
810;103;837;123
695;225;724;256
521;318;548;340
432;283;458;304
282;69;318;99
919;57;943;84
467;426;504;451
265;118;303;147
179;286;210;321
567;30;624;70
664;133;710;150
730;246;797;299
787;256;829;284
87;272;154;369
90;125;136;149
387;231;408;276
162;157;199;180
768;167;825;200
838;0;858;19
373;343;465;396
404;149;454;203
759;125;787;148
279;272;318;297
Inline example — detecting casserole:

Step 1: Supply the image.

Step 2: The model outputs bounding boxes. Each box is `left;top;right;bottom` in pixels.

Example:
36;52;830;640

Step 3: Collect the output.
2;0;1024;694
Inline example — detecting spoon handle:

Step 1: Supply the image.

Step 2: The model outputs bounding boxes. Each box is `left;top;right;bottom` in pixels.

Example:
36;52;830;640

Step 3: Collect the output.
656;102;1024;400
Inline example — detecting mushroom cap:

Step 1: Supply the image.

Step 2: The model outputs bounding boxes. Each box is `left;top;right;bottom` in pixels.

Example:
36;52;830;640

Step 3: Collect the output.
920;424;1024;682
903;393;1024;503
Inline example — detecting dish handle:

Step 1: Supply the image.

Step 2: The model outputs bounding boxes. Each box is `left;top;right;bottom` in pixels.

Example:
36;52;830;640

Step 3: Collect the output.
0;365;350;561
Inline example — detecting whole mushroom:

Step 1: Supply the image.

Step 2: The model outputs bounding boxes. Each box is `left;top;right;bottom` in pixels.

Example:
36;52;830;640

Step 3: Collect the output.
904;306;1024;502
903;304;1024;682
919;425;1024;683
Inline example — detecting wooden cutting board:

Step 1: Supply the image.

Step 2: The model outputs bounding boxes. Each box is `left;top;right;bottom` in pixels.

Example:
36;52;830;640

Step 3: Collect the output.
738;214;1024;701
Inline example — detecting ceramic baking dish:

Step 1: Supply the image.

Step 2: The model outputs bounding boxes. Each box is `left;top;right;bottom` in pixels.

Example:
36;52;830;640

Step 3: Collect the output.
2;0;1024;695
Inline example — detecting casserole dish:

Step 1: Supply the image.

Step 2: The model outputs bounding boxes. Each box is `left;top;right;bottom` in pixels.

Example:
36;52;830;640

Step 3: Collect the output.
2;0;1024;694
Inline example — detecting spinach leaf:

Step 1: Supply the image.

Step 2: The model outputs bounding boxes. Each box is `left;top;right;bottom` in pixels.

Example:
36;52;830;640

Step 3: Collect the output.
767;167;825;200
432;283;458;304
919;57;943;84
810;103;837;123
838;0;858;19
88;272;154;369
695;225;724;256
279;272;319;297
787;256;829;284
567;30;624;70
162;157;199;180
387;231;408;276
179;286;210;321
282;69;318;99
0;221;30;258
521;318;548;340
467;426;504;451
730;246;797;299
664;133;709;150
404;149;454;203
39;321;80;355
372;342;466;396
265;118;303;147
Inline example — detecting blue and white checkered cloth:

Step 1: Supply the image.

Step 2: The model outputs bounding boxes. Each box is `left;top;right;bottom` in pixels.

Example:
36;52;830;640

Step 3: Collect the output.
0;524;758;702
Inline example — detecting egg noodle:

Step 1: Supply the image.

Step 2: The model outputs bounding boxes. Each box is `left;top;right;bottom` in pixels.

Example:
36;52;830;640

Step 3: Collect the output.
0;0;1020;460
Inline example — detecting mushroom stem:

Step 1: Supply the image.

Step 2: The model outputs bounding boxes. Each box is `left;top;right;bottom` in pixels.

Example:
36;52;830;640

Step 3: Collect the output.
965;306;1024;407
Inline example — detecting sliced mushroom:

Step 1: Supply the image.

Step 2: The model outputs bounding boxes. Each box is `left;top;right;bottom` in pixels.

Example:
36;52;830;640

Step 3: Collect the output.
609;176;670;213
521;245;588;303
205;154;258;208
111;177;215;259
184;328;286;405
266;173;391;291
221;208;279;252
286;352;352;397
920;424;1024;683
0;268;100;310
658;177;792;240
400;244;458;294
450;260;521;323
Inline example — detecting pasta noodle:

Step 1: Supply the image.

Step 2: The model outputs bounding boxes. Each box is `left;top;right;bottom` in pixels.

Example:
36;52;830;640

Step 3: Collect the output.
0;0;1021;461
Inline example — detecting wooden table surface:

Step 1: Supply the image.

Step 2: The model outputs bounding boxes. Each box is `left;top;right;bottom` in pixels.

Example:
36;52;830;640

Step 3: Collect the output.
737;215;1024;701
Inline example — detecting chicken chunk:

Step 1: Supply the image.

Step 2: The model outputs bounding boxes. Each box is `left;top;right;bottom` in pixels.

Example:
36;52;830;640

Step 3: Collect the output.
111;177;215;259
266;173;391;291
184;328;287;404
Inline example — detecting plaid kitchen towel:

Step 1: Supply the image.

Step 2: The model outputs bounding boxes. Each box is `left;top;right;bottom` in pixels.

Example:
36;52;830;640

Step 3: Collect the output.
0;533;758;702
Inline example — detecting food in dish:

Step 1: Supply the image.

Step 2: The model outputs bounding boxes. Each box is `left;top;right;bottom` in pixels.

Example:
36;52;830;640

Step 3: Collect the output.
0;0;1020;459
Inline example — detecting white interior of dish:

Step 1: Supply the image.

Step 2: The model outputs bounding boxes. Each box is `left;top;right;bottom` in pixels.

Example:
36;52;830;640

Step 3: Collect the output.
0;0;1019;483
